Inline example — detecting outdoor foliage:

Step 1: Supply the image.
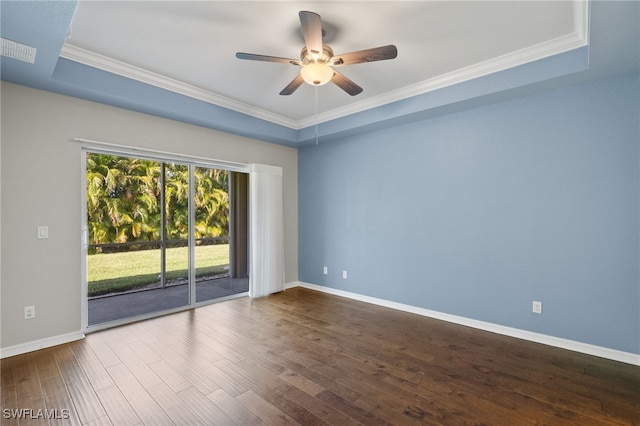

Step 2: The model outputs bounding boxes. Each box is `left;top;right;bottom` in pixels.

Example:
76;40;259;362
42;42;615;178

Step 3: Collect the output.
86;153;229;252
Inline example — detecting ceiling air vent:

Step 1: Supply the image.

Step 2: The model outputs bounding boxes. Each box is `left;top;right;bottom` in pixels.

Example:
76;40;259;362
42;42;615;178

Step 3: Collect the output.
1;38;37;64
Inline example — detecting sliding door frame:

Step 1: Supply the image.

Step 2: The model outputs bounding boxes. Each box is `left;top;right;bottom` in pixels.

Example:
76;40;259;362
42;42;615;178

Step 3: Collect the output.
80;144;250;333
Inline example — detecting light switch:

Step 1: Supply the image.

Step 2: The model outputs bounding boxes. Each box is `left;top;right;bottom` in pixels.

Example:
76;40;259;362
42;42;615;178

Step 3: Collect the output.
37;226;48;239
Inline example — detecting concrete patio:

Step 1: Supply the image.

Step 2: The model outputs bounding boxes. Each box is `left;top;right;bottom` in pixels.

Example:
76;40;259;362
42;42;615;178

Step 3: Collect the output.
88;277;249;326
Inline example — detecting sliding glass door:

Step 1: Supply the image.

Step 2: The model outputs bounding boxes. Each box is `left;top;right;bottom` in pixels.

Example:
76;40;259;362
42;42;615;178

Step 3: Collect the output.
85;151;246;328
194;166;233;303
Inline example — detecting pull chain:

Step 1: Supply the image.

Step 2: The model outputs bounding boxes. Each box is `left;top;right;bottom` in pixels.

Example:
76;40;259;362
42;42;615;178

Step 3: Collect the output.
314;86;319;146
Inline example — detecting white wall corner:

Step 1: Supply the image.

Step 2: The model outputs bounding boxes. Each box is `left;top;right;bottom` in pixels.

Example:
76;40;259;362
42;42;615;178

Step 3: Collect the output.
0;331;85;359
290;282;640;367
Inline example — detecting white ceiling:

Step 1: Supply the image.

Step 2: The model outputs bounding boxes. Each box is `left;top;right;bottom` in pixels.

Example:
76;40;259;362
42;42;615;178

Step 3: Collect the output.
62;1;585;129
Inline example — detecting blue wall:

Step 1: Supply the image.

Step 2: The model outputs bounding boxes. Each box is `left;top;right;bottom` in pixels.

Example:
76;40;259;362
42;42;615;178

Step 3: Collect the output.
299;73;640;354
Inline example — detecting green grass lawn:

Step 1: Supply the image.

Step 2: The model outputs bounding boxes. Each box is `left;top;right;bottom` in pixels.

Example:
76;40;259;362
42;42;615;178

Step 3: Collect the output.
87;244;229;297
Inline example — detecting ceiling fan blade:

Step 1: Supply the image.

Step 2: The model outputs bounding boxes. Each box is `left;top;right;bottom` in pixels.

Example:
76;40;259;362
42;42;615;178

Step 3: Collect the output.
331;45;398;66
299;11;323;57
331;70;363;96
279;74;305;95
236;52;301;66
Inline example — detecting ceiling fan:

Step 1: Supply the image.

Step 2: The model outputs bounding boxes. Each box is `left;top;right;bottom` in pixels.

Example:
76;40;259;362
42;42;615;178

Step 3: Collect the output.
236;11;398;96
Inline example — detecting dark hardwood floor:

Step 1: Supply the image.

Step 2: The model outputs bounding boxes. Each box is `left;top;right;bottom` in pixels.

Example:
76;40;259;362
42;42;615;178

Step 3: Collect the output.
2;287;639;425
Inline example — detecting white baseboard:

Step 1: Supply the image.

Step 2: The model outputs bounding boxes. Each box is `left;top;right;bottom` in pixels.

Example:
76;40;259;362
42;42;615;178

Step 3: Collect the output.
0;331;85;359
287;281;640;366
5;285;637;366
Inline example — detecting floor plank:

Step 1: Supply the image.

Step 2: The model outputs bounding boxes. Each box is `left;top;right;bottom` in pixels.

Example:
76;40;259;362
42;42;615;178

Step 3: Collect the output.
146;383;204;425
53;346;107;425
236;390;300;425
206;388;265;425
1;358;20;426
12;353;45;415
105;363;173;425
2;287;638;425
68;340;115;392
33;350;82;426
175;386;233;425
94;384;140;426
107;340;163;390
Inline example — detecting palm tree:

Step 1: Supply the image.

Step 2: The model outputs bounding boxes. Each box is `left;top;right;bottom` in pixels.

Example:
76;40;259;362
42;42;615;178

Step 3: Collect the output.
86;154;231;252
194;167;229;239
86;154;161;251
162;163;188;241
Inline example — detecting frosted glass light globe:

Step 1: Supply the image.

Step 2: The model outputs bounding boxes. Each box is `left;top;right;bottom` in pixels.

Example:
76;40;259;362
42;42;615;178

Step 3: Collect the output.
300;63;334;86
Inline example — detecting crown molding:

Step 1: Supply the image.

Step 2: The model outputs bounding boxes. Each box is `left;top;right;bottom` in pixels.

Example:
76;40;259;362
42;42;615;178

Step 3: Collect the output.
298;32;588;129
59;43;299;129
59;1;588;133
297;0;590;128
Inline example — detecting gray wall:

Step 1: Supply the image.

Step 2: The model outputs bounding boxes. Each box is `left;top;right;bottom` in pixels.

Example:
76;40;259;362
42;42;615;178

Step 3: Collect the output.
1;82;298;349
299;73;640;355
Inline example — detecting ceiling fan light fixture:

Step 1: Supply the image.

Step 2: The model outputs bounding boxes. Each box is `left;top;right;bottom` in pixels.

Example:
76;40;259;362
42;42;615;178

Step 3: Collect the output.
236;11;397;95
300;62;334;86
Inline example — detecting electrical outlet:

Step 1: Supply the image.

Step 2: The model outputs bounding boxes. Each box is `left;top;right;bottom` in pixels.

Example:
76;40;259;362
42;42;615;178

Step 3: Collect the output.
532;301;542;314
24;305;35;319
323;266;328;275
342;270;348;279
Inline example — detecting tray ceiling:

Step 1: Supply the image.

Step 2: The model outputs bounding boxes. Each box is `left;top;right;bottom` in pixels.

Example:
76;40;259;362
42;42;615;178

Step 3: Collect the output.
60;1;586;129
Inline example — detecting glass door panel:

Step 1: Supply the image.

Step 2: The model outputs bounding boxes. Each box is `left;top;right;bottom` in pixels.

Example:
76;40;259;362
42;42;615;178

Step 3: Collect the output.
163;162;190;290
194;167;232;302
86;154;247;328
86;154;189;326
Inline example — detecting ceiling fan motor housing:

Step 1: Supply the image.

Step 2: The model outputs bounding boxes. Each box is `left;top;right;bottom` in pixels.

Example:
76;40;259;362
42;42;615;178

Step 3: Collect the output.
236;10;395;95
301;45;334;65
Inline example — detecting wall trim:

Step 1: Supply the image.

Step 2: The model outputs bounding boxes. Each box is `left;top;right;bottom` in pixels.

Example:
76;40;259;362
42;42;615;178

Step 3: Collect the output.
60;0;589;131
286;281;640;366
61;33;585;131
59;43;299;130
0;331;85;359
297;32;588;129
